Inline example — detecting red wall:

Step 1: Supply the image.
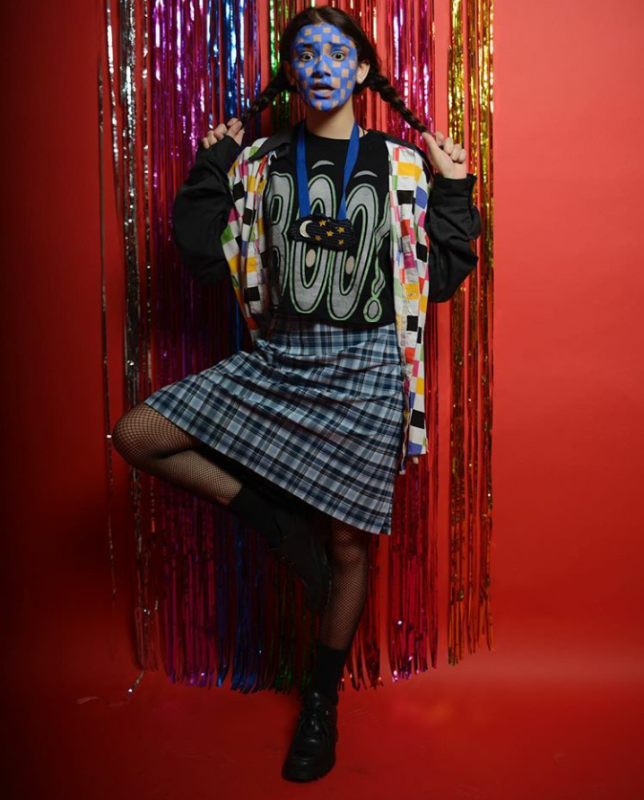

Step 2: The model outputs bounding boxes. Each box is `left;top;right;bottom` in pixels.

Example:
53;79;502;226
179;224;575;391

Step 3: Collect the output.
2;1;643;797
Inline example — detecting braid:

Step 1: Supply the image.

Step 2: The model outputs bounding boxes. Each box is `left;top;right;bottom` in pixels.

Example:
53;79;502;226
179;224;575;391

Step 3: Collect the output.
238;68;291;128
365;72;429;136
235;67;435;179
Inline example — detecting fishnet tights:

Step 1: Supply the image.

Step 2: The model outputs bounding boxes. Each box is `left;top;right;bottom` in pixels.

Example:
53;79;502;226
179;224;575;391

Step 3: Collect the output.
112;403;371;649
112;403;242;505
319;519;371;650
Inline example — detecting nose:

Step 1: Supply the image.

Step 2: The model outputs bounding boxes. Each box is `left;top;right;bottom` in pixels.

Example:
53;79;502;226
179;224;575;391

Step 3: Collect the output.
311;54;332;78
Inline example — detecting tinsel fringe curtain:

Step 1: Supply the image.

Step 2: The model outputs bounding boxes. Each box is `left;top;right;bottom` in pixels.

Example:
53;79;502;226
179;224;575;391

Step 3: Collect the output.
98;0;494;699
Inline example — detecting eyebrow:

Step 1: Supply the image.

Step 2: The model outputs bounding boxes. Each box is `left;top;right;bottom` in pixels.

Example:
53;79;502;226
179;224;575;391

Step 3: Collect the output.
296;42;350;51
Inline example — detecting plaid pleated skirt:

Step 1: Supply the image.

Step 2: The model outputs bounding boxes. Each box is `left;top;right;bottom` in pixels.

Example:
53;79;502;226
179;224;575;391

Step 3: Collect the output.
142;312;405;535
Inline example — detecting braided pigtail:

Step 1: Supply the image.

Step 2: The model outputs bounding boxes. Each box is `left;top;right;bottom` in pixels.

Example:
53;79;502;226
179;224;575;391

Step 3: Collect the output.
363;71;436;177
365;72;429;136
238;67;292;128
237;6;434;172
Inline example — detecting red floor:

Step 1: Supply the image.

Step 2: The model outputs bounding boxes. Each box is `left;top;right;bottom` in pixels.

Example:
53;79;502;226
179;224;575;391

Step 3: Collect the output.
5;632;643;799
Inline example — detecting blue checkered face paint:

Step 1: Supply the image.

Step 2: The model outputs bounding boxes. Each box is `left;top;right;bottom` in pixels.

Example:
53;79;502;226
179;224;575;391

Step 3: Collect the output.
289;24;359;111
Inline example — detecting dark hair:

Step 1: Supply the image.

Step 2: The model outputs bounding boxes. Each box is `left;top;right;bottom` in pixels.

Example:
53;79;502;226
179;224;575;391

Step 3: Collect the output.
238;5;429;136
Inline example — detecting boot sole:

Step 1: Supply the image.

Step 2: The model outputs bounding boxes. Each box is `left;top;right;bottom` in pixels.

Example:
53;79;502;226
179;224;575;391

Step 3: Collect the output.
282;749;336;781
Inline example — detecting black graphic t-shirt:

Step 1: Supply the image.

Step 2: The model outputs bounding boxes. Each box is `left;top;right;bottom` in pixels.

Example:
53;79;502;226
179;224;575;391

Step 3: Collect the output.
263;123;395;326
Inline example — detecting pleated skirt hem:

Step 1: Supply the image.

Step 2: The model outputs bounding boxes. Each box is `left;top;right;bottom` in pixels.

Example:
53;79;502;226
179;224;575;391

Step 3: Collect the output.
142;313;405;535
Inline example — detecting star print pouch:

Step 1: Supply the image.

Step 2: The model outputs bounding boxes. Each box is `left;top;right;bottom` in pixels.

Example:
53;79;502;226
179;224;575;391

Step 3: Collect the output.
287;213;357;252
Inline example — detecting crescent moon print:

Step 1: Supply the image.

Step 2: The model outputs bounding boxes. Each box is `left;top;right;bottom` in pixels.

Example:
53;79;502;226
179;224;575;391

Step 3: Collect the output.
299;220;312;238
288;213;357;252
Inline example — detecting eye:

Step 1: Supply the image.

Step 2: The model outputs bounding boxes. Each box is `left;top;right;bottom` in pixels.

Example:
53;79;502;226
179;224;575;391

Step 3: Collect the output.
299;52;312;62
331;50;346;61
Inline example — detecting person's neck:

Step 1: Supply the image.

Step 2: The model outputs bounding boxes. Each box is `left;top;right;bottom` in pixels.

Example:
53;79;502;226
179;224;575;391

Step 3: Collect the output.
304;104;363;139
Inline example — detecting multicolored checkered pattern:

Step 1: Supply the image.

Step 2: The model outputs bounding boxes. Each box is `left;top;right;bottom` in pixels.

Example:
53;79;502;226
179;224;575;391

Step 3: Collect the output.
220;131;431;475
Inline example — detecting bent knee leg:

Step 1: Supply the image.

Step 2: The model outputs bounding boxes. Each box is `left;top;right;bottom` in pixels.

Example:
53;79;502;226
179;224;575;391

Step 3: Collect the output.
112;402;200;465
328;519;371;570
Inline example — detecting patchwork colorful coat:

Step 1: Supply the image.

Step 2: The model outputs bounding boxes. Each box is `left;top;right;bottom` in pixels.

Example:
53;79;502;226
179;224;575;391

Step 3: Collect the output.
174;124;481;475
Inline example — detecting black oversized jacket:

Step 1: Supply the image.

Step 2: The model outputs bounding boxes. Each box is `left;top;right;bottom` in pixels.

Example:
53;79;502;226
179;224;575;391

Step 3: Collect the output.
171;130;482;303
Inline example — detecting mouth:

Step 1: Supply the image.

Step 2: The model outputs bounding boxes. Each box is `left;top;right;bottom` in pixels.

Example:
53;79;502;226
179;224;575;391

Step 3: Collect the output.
312;83;333;91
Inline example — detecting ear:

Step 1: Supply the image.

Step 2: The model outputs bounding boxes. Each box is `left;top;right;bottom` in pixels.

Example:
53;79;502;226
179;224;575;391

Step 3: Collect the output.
356;60;371;86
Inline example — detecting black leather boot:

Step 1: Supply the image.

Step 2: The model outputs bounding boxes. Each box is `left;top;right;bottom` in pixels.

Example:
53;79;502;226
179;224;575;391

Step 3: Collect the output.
267;504;333;614
227;483;332;613
282;687;339;782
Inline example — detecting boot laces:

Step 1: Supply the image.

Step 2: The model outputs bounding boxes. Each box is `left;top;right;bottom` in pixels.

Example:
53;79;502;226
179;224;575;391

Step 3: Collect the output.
298;703;331;739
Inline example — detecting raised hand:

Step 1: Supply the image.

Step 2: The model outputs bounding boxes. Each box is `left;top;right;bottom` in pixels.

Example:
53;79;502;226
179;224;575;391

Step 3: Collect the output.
421;130;468;179
200;117;245;150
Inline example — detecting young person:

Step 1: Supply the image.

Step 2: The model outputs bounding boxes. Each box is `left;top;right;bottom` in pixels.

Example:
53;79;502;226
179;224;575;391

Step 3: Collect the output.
113;4;481;782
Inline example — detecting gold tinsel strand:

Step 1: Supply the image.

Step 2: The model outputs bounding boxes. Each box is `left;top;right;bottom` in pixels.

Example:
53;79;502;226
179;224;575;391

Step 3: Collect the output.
447;0;495;665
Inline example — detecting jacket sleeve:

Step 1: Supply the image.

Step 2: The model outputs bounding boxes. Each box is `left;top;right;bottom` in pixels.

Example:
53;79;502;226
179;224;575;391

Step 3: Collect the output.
425;172;482;302
172;134;242;285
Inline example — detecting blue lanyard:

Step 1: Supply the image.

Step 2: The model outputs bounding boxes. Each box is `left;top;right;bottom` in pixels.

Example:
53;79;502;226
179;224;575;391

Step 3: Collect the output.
296;119;360;221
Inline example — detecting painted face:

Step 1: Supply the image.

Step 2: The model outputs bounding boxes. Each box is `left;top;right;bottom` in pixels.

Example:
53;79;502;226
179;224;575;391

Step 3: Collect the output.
289;24;359;111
